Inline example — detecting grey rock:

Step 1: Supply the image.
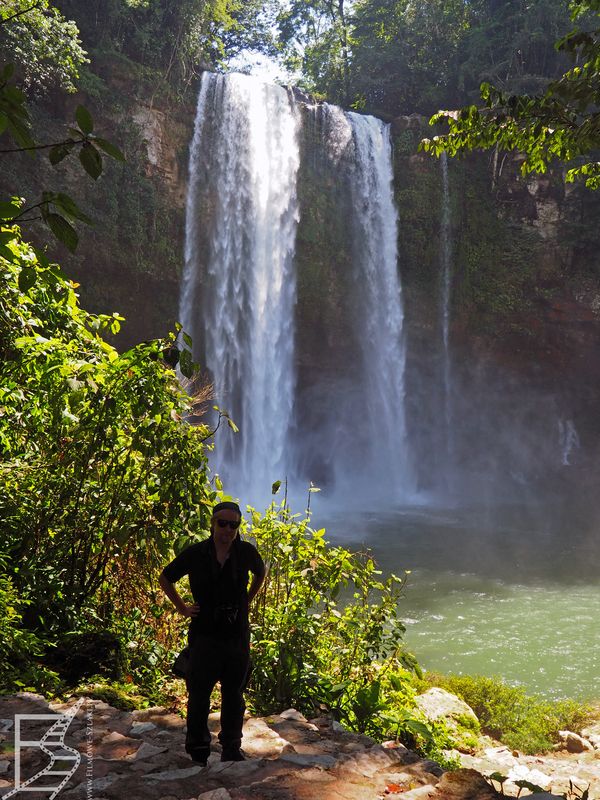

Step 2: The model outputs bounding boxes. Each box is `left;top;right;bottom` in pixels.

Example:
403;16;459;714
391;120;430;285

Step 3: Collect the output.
558;730;594;754
341;746;404;778
63;774;121;798
527;795;566;799
207;759;263;779
581;723;600;750
331;720;350;734
133;741;168;760
416;688;479;727
132;706;167;720
279;752;337;768
130;721;158;737
399;786;438;800
279;709;308;723
197;790;232;800
420;759;445;777
143;765;204;781
242;717;294;758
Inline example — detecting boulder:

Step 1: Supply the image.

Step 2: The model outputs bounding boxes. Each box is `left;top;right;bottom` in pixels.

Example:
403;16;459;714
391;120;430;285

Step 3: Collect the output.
557;730;594;754
581;722;600;750
415;688;480;752
436;768;500;799
416;689;478;727
198;790;232;800
241;717;295;758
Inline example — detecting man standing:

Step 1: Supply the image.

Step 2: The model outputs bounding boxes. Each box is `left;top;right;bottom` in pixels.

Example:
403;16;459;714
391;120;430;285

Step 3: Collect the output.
159;501;265;765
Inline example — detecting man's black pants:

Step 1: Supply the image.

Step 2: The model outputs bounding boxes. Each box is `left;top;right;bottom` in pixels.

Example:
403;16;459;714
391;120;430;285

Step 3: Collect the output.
185;633;251;753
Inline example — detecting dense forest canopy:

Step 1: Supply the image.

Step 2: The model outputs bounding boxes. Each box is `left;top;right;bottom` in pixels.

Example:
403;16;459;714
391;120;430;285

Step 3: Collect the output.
4;0;580;114
251;0;577;114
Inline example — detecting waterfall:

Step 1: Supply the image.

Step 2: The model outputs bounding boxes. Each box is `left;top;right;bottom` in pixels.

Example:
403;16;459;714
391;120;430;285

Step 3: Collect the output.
180;72;301;500
346;111;413;497
440;152;453;465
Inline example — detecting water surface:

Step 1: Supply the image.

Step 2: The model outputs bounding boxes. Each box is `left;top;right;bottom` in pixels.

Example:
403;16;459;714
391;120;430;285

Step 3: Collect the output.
317;502;600;700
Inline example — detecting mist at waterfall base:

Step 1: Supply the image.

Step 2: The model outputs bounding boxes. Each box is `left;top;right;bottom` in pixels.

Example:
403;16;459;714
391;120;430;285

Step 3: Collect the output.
181;72;599;699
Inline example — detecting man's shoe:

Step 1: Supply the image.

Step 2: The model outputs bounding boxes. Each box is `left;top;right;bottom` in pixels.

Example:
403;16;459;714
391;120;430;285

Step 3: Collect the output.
220;747;245;762
187;746;210;765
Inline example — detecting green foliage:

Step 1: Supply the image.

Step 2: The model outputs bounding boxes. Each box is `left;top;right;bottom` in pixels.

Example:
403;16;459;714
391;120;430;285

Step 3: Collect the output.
0;571;63;695
350;0;472;115
53;0;254;93
422;1;600;188
426;673;592;754
457;0;572;98
245;501;449;760
0;225;214;645
269;0;572;116
276;0;352;103
0;0;88;93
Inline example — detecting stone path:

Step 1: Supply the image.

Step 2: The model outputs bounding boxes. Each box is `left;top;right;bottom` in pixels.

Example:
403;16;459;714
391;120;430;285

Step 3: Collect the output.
0;694;598;800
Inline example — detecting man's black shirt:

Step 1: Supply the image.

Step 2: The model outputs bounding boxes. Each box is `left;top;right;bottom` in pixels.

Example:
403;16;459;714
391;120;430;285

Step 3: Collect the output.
162;536;264;640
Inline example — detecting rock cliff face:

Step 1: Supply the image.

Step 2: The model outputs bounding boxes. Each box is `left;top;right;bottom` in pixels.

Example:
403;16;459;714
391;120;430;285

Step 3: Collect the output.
70;91;193;349
130;102;190;208
388;115;600;488
2;72;195;350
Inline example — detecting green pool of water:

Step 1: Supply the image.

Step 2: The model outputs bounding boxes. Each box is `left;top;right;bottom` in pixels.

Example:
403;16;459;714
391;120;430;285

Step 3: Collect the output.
318;501;600;700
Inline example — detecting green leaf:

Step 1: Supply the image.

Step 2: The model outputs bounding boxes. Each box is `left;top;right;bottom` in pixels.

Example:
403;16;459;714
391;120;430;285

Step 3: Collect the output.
6;116;34;150
45;213;78;252
18;266;36;293
182;331;193;349
49;143;74;166
54;193;92;225
271;480;281;495
179;348;194;378
403;719;433;742
0;199;21;219
75;105;94;135
4;85;25;104
92;136;125;162
79;142;102;180
227;417;239;433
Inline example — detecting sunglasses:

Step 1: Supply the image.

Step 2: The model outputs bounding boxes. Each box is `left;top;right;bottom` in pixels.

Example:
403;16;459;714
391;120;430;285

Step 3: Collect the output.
216;519;240;530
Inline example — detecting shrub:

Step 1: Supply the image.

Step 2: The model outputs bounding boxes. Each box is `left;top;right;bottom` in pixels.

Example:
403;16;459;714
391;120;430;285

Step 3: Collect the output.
0;571;63;696
0;225;214;692
246;499;450;760
425;673;591;754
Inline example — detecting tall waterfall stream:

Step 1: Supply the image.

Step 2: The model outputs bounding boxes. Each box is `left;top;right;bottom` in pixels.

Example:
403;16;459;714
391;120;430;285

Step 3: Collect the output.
181;73;300;500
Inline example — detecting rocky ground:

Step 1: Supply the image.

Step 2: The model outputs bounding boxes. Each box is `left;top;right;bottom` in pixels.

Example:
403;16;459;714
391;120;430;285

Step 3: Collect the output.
1;693;600;800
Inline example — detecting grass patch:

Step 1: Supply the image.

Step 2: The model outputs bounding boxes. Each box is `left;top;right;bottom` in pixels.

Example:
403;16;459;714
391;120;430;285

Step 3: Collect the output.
74;681;150;711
